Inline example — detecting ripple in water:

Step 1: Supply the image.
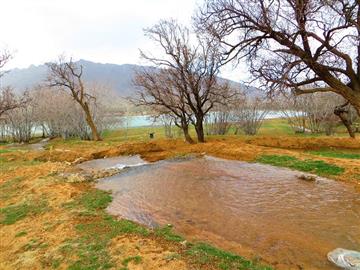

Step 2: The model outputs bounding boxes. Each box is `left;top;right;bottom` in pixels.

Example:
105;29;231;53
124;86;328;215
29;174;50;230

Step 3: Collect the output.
96;156;360;270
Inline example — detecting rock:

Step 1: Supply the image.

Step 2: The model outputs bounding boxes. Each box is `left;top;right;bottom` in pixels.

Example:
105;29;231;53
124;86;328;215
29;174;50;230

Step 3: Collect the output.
59;167;123;183
59;172;93;183
328;248;360;270
297;174;317;182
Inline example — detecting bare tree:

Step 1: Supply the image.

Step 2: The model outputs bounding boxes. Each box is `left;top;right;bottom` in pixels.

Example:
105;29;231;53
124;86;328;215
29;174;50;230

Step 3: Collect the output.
278;92;359;136
232;95;268;135
158;114;175;138
197;0;360;116
0;87;27;117
5;99;34;143
31;84;111;140
205;109;231;135
278;96;308;133
138;19;232;142
0;52;28;117
46;57;102;141
134;69;195;143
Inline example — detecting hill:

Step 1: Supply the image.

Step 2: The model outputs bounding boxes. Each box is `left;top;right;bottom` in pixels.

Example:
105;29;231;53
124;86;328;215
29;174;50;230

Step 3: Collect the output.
1;60;256;97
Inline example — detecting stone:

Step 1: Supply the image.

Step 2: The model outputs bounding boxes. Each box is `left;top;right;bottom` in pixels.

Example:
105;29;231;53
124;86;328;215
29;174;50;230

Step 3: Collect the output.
328;248;360;270
297;174;317;182
59;172;93;183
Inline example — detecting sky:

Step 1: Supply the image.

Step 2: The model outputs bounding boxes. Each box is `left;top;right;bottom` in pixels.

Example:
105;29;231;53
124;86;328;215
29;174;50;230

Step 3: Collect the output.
0;0;247;82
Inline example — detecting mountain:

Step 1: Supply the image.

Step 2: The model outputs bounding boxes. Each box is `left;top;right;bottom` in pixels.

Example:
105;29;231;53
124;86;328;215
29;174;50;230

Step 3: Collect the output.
1;59;256;97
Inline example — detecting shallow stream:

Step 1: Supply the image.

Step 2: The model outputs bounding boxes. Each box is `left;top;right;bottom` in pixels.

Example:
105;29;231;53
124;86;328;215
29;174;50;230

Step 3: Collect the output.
92;156;360;269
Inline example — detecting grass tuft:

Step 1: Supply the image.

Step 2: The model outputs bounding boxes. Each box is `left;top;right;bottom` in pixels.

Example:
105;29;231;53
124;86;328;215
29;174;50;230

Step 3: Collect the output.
15;231;28;237
77;189;113;211
0;176;25;200
63;189;148;270
122;255;142;267
154;224;184;242
187;242;272;270
257;155;344;176
308;149;360;159
0;199;50;225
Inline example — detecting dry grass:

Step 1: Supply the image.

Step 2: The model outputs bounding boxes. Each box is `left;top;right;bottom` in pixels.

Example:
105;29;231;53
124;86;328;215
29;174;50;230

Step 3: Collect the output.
33;135;360;185
0;133;359;270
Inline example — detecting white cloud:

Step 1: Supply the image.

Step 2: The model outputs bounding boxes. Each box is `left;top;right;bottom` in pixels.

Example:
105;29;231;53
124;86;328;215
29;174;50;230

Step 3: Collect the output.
0;0;245;81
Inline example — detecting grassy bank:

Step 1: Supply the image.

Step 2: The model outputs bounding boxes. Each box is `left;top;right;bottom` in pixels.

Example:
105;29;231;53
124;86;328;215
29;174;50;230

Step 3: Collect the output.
1;120;360;269
0;143;273;270
256;155;345;176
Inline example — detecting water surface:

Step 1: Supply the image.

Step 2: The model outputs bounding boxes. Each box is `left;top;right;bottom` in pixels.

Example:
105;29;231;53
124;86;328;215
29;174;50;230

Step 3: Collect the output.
96;156;360;269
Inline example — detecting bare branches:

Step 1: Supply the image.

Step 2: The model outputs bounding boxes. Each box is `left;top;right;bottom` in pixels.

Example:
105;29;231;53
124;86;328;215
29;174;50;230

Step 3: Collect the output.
197;0;360;114
0;51;11;78
0;51;30;117
0;87;30;117
46;57;101;141
136;19;234;142
134;67;195;143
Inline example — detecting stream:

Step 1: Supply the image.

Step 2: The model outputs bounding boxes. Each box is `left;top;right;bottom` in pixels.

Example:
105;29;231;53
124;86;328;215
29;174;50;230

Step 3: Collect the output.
82;155;360;269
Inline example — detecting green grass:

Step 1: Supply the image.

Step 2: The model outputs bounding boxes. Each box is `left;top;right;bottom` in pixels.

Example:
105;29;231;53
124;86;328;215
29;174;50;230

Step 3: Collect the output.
122;255;142;267
0;148;15;154
23;238;49;251
0;199;50;225
15;231;28;237
0;176;25;200
258;118;294;136
0;157;43;172
102;119;295;141
102;125;183;143
154;224;184;242
61;189;148;270
257;155;345;176
308;149;360;159
61;188;272;270
187;242;272;270
76;189;113;211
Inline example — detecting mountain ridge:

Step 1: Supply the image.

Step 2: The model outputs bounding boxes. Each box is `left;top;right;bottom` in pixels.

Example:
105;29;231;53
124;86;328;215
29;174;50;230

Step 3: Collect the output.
1;60;255;97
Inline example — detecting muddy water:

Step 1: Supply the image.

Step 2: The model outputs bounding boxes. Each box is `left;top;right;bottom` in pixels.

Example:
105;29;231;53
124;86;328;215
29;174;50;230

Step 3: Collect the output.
96;156;360;270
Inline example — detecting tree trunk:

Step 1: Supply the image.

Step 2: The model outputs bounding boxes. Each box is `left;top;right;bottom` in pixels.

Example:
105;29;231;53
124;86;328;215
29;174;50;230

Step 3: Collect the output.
182;124;194;144
82;103;102;141
334;105;355;138
195;120;205;143
41;125;46;138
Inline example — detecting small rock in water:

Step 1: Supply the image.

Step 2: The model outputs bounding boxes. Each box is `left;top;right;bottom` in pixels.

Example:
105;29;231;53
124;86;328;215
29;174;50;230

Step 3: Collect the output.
328;248;360;270
297;174;317;182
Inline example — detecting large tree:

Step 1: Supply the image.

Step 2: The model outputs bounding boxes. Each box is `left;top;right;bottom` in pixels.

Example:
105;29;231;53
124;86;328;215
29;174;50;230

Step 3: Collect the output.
135;69;195;143
46;57;102;141
139;19;231;142
197;0;360;116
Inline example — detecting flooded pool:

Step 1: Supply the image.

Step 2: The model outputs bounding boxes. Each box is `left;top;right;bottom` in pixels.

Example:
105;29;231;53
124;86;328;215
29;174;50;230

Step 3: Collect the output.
96;156;360;269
